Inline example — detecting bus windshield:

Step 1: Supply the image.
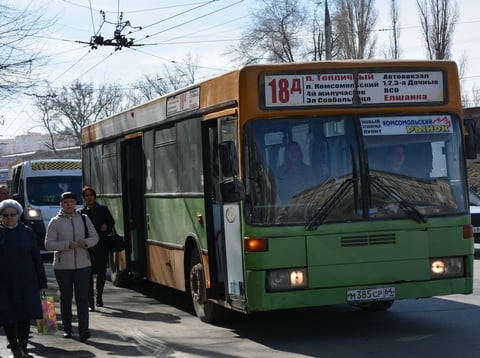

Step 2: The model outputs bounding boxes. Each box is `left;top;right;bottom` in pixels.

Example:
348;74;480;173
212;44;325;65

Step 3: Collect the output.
26;176;83;205
243;114;468;226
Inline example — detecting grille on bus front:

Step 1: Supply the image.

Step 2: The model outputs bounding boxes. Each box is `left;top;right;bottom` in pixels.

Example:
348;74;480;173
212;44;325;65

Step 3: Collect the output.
341;234;396;247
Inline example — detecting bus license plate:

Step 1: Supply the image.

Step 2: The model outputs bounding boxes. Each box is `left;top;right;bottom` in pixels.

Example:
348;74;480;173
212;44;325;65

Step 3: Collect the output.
347;287;395;302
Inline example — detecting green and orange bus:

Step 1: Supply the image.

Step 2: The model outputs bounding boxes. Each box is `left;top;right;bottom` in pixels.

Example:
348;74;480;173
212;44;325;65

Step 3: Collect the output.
81;60;476;322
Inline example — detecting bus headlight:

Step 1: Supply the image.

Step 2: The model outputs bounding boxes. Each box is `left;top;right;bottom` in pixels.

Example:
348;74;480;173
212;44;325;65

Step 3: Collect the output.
266;268;308;292
430;257;464;279
26;206;42;219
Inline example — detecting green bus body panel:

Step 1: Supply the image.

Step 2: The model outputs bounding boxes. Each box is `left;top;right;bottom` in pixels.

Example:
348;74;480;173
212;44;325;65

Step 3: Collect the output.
242;216;473;312
308;259;428;287
307;230;427;287
245;236;307;269
245;271;473;312
98;197;125;235
101;193;473;314
145;197;207;246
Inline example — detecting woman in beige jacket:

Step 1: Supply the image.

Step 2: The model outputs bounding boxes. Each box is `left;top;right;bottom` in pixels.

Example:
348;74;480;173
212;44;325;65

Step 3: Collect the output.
45;192;98;343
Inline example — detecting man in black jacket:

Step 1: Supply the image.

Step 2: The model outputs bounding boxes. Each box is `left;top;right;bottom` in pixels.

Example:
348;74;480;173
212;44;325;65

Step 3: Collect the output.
81;186;115;311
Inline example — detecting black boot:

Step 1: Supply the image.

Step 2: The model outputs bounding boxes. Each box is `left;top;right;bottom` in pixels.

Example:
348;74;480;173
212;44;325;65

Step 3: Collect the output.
13;347;32;358
88;273;95;311
96;274;106;307
11;344;31;358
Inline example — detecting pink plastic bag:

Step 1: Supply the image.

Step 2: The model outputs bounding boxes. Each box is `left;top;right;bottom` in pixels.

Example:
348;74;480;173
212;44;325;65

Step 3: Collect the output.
36;295;57;334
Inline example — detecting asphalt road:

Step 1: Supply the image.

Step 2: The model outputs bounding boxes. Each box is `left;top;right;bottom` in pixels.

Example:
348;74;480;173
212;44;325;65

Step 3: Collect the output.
2;249;480;358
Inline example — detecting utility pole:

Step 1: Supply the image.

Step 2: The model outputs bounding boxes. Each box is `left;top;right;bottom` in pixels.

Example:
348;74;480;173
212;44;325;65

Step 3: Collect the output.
325;0;332;60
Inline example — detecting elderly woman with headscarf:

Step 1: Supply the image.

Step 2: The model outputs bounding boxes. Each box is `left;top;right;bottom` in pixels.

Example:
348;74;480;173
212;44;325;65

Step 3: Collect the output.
0;199;47;358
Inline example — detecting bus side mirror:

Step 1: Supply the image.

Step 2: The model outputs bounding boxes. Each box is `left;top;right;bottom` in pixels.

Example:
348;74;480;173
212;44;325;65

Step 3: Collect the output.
218;141;245;203
465;119;477;159
219;141;239;177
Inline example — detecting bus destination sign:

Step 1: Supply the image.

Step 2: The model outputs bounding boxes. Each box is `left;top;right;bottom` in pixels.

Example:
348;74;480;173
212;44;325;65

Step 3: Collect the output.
167;87;200;116
263;70;444;107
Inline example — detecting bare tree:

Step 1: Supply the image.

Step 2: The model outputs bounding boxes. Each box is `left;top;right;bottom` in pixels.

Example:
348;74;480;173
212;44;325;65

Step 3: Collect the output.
173;52;199;85
34;81;126;150
28;92;59;153
388;0;401;59
416;0;458;59
227;0;308;64
128;53;200;106
458;51;468;81
471;85;480;107
462;84;480;108
129;74;171;104
333;0;378;59
304;1;327;61
0;2;51;97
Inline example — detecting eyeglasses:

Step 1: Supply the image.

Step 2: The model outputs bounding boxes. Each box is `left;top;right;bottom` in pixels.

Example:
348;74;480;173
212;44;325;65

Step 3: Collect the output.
2;213;17;217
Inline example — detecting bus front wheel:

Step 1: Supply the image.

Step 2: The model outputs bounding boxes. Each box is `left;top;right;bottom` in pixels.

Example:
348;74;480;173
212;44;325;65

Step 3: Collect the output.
189;251;229;323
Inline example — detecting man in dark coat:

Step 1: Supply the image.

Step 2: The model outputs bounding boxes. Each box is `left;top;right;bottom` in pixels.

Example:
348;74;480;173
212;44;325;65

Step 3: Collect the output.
81;186;115;310
0;199;48;358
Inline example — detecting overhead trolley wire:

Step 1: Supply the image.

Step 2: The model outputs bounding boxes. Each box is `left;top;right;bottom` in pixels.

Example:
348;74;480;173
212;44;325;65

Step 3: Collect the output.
134;0;245;43
50;49;94;83
129;0;215;34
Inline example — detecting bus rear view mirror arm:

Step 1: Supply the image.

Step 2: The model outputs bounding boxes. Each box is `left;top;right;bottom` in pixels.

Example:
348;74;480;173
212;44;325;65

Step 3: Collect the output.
219;141;239;177
220;179;245;203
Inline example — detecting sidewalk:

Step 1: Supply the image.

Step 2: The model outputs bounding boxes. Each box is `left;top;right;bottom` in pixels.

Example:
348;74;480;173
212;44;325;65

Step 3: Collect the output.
0;259;160;358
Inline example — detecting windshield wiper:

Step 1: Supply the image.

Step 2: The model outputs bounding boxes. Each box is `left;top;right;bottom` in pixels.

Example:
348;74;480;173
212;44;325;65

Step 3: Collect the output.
305;177;356;230
369;175;426;223
306;146;359;231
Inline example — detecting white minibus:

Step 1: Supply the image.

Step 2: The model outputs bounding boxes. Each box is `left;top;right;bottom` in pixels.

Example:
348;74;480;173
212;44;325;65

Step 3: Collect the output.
8;159;82;248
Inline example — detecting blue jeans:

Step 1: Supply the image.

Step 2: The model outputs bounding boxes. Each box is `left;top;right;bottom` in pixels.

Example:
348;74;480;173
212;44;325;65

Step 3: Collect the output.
54;266;91;334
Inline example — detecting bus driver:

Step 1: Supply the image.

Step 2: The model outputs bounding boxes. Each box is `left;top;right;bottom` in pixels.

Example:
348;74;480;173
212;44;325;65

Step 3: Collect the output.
275;142;315;203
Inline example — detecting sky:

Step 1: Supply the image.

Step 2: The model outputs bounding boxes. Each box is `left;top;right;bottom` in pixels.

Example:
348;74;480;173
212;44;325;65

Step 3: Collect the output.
1;0;480;139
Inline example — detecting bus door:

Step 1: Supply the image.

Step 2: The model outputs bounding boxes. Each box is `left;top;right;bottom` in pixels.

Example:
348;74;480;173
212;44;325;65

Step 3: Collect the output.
202;116;245;309
121;135;147;279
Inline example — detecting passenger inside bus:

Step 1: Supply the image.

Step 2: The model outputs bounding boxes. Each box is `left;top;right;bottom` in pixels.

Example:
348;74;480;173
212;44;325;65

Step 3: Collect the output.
275;141;315;203
373;143;433;179
385;145;405;173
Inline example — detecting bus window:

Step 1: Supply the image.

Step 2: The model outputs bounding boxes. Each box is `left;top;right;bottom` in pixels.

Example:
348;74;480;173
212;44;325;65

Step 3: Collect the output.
27;176;82;205
244;116;362;225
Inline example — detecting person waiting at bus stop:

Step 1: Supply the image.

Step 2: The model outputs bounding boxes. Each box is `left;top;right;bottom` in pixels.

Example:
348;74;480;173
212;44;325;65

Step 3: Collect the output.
0;199;47;358
81;186;115;311
45;192;98;343
0;185;9;202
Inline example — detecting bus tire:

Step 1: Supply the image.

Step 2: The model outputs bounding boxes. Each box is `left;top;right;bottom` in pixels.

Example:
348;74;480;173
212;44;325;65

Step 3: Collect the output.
189;250;230;323
354;300;394;312
109;251;130;287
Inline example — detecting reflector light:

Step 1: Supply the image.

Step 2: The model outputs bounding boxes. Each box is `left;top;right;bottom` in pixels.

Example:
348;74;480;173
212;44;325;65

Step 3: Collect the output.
244;237;268;252
463;225;473;238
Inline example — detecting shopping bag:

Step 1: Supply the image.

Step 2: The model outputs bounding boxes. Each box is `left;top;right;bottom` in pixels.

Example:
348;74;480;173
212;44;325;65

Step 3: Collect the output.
36;295;57;334
108;229;127;252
